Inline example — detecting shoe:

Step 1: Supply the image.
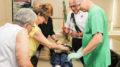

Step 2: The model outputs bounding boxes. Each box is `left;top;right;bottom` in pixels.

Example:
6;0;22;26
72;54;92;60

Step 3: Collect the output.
55;65;61;67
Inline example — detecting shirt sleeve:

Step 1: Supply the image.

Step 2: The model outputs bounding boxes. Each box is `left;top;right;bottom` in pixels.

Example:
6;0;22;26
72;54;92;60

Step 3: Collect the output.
48;18;55;36
91;10;104;35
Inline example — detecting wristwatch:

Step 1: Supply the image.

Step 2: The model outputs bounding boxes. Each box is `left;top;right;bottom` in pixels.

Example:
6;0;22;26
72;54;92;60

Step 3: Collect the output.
55;40;59;43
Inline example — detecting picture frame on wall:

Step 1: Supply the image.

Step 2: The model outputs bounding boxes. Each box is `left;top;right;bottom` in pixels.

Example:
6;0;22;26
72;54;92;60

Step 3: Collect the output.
12;0;32;21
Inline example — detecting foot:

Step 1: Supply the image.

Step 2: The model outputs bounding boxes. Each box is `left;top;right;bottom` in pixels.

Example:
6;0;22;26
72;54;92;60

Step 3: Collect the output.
55;65;61;67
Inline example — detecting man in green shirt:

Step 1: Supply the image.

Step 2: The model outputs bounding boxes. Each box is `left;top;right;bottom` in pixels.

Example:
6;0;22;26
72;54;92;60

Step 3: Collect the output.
67;0;111;67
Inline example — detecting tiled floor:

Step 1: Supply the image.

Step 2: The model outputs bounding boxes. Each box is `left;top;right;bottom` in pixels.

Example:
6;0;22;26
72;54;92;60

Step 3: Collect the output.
37;59;84;67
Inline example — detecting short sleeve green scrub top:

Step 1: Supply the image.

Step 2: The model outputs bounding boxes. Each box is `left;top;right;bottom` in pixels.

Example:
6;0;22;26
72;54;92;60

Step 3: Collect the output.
82;6;111;67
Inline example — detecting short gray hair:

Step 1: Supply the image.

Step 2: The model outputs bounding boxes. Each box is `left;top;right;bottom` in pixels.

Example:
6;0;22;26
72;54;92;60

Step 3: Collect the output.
73;0;76;3
70;0;81;4
32;0;41;8
13;8;37;26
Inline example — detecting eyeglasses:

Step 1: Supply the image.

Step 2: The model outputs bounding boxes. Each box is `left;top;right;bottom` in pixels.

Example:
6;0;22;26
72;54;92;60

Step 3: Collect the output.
28;23;34;28
69;4;80;8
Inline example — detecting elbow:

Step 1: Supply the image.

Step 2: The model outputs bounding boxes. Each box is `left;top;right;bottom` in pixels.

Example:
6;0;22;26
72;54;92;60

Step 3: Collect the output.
98;38;102;44
18;62;33;67
94;33;103;44
24;64;33;67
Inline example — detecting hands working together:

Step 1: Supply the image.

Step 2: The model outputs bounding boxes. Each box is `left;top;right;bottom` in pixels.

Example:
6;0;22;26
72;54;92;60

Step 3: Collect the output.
54;40;73;54
61;27;82;38
54;40;83;61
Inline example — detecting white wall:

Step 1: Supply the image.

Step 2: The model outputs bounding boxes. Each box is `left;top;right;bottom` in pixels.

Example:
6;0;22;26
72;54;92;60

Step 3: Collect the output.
1;0;118;32
93;0;113;31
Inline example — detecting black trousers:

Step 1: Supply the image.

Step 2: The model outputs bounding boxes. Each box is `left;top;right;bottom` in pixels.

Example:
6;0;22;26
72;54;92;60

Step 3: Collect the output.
72;38;84;65
31;55;38;67
31;44;44;67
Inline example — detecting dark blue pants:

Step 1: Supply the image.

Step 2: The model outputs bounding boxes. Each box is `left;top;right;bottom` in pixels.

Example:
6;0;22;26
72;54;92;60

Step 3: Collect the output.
50;51;73;67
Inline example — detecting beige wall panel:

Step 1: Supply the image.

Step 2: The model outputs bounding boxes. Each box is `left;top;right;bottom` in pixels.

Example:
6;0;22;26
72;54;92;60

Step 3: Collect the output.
0;0;12;26
93;0;113;22
32;0;114;32
117;5;120;27
32;0;71;18
92;0;113;31
113;0;120;28
32;0;70;32
33;0;113;21
52;19;63;33
0;0;6;26
5;0;12;23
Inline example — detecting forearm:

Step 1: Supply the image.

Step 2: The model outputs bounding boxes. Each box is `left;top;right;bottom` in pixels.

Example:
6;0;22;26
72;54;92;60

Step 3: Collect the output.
34;31;65;50
51;44;60;49
63;27;70;35
82;33;102;55
33;31;53;49
51;34;58;41
39;38;53;49
37;37;53;49
77;32;83;37
34;31;69;51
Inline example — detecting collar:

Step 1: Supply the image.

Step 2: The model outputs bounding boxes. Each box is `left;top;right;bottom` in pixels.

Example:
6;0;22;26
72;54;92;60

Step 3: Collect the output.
72;10;83;16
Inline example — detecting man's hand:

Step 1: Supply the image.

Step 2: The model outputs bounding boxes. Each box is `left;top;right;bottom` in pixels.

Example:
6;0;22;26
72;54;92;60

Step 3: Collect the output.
54;49;62;53
70;30;78;37
58;45;70;51
67;52;83;61
67;47;83;61
61;27;69;36
56;40;63;44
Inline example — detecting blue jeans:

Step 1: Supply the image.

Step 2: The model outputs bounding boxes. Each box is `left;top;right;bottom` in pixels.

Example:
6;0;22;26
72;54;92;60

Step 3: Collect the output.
50;51;73;67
